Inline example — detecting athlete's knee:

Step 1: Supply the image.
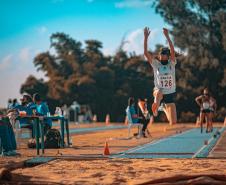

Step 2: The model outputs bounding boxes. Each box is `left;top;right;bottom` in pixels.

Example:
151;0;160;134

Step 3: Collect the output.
165;103;176;109
153;89;163;99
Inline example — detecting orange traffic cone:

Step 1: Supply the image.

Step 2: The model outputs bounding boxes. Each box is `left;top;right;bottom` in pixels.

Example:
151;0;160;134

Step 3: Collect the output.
103;141;110;155
124;116;128;125
105;114;110;125
224;117;226;127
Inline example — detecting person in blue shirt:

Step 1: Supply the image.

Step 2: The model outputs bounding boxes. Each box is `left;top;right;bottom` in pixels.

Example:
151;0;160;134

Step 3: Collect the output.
126;97;148;137
7;99;12;109
8;99;19;109
7;94;35;138
33;93;52;134
126;97;139;123
137;98;151;137
8;95;33;125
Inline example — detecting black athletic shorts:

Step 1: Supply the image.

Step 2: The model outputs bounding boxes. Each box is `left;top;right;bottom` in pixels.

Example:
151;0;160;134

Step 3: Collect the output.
209;109;214;113
201;109;211;113
161;92;176;104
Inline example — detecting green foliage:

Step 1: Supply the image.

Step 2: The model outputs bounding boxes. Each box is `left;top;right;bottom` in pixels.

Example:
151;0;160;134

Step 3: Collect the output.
153;0;226;121
21;33;153;121
20;75;48;98
21;0;226;122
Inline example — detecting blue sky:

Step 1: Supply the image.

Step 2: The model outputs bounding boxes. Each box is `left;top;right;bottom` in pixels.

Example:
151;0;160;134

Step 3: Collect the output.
0;0;168;107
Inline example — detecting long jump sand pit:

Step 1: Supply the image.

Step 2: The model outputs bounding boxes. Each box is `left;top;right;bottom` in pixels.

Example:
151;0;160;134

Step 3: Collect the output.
1;123;226;184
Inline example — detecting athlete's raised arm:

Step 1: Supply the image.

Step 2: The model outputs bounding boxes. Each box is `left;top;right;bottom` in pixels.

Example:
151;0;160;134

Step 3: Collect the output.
163;28;176;63
195;95;203;108
144;27;153;64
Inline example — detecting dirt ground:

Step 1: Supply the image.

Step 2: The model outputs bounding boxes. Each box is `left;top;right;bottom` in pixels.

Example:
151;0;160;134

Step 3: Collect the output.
1;122;226;185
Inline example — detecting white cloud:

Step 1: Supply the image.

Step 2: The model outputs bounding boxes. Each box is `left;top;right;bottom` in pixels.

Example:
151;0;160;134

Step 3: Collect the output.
115;0;152;8
102;48;114;56
19;48;30;63
0;47;46;107
122;28;165;54
0;54;13;71
0;68;45;108
38;26;48;34
123;29;143;54
34;49;42;55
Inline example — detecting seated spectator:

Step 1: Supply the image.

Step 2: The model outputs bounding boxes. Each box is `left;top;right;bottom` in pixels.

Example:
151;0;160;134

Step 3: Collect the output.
8;98;19;109
7;99;12;109
26;95;37;111
138;98;151;137
126;97;145;137
0;116;18;156
33;93;52;134
7;94;35;137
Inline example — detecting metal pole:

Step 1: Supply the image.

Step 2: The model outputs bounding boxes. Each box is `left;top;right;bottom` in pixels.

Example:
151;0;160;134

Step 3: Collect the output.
65;118;70;146
40;118;45;154
60;117;65;147
35;118;40;155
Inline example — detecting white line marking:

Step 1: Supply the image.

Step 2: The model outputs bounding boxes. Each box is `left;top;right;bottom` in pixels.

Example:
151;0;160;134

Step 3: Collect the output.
192;127;225;158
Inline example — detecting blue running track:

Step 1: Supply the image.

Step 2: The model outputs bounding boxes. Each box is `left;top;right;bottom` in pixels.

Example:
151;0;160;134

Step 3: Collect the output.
112;127;225;159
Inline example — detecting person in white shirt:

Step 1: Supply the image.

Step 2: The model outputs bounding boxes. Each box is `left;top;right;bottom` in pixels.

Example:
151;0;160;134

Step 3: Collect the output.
143;27;177;125
195;88;216;133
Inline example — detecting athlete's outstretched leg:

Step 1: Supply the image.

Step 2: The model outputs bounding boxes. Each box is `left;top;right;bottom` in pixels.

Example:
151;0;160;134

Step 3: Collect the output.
200;112;205;133
152;89;163;116
165;103;177;125
163;106;170;122
205;113;211;133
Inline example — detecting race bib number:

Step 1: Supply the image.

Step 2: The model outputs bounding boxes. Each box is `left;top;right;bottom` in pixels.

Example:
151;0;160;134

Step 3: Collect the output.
158;75;173;89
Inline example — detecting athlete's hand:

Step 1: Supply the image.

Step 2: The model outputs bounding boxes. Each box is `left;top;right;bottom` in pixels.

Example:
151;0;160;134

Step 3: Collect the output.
144;27;151;39
163;28;169;37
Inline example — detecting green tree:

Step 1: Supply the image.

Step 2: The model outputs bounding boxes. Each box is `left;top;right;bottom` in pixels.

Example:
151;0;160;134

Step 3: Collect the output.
153;0;226;121
20;75;48;98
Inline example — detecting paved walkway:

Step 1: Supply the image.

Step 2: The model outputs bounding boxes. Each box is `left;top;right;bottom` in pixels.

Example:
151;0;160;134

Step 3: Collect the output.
209;128;226;158
112;127;225;159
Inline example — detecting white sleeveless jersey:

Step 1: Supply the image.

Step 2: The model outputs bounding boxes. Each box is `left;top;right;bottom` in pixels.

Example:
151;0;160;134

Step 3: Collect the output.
202;101;210;109
151;59;176;94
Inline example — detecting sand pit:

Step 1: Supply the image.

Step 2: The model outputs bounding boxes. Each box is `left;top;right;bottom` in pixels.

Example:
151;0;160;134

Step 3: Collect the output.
0;123;226;184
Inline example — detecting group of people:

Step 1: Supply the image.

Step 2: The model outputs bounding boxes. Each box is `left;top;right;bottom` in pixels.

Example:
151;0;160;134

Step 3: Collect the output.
126;27;177;137
0;93;52;155
7;93;52;137
126;26;217;136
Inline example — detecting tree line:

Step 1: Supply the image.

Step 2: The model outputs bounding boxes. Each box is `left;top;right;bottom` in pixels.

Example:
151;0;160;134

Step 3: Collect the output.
21;0;226;122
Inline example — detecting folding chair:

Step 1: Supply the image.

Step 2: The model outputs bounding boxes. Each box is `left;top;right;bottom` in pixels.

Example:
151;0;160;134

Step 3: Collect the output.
125;107;143;138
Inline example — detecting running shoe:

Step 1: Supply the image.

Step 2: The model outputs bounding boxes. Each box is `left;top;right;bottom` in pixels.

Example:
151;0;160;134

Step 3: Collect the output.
158;103;165;111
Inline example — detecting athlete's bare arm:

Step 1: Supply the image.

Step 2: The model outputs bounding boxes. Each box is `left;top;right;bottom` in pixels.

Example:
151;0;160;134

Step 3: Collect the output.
163;28;176;63
195;95;203;108
144;27;153;64
211;97;217;112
